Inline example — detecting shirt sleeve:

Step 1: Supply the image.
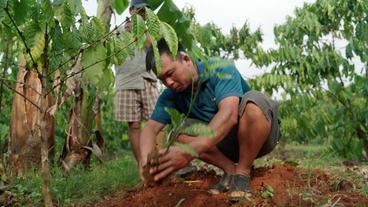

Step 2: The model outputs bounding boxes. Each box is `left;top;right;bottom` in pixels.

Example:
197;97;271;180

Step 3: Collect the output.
212;64;244;105
150;89;175;124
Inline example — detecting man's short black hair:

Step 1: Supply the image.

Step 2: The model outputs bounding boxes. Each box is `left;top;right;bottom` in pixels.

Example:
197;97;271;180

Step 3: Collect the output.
146;38;185;75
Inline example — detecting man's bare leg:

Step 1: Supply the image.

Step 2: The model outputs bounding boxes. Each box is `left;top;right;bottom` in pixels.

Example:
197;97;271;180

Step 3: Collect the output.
178;135;235;174
236;102;271;175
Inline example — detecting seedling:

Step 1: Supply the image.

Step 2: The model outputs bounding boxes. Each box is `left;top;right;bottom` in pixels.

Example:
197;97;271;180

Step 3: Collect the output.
261;185;274;199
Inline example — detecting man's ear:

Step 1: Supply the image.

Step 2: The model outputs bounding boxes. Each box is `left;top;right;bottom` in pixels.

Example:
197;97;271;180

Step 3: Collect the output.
181;53;191;62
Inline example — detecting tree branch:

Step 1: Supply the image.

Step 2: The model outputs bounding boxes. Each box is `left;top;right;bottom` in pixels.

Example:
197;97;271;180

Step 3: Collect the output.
46;18;129;77
47;38;137;95
3;81;42;111
0;76;42;95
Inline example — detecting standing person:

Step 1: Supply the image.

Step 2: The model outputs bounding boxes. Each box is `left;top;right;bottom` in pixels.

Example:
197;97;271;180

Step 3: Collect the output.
114;0;159;163
139;39;281;200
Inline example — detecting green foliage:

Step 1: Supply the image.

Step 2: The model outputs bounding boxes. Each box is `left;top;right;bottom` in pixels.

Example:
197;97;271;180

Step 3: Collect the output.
160;22;178;59
181;123;215;138
145;8;161;40
241;0;368;159
111;0;129;14
261;185;274;199
81;44;107;90
9;156;138;206
131;13;145;39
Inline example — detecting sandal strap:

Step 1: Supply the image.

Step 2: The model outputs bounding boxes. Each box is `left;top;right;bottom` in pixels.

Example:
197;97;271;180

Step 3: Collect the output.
209;172;232;193
230;174;251;192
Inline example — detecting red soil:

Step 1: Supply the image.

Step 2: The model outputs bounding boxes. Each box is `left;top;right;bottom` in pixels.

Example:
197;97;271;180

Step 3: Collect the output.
89;163;368;207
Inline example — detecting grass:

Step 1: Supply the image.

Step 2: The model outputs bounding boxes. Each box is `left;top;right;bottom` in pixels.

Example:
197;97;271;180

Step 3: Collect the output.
9;155;139;206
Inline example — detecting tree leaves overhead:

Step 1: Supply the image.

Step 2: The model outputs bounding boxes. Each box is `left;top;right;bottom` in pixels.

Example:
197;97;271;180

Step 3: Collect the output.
160;22;178;59
80;17;105;44
145;8;161;40
112;0;129;14
131;13;145;39
111;31;134;65
12;0;32;26
153;0;193;49
81;44;107;89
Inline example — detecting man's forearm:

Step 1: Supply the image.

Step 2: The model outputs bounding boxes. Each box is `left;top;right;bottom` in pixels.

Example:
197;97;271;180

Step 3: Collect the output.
139;125;158;165
188;106;238;155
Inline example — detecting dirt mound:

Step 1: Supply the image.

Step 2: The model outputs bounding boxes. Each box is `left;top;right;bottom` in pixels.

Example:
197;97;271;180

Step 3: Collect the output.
90;163;368;207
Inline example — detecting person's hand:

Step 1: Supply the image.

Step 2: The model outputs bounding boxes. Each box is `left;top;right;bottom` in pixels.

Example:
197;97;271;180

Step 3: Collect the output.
149;146;193;181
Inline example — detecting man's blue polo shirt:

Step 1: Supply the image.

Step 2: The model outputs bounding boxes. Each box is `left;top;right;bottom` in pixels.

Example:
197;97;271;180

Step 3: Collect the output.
150;59;251;124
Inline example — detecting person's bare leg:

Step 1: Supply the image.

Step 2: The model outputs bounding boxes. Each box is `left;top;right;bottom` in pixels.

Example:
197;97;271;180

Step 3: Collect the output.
178;135;235;174
128;121;141;163
236;102;271;176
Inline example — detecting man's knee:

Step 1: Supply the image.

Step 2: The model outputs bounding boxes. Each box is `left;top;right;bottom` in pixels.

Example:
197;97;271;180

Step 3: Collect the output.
241;102;271;129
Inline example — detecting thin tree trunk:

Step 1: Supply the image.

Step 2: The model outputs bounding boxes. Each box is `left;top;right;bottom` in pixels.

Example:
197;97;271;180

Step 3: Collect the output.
40;25;53;207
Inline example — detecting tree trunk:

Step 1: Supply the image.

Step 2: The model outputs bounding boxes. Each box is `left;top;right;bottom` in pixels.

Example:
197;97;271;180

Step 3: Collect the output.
39;27;53;207
8;57;54;176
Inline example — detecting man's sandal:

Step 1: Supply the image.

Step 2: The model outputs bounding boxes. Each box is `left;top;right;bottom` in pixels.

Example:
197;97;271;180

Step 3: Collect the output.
208;172;232;194
229;174;252;201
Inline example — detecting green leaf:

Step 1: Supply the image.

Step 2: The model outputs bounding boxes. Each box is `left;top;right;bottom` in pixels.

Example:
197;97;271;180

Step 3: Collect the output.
61;2;74;29
41;0;54;25
0;124;8;140
145;8;161;40
30;32;45;63
181;123;215;138
113;31;134;65
112;0;129;14
98;63;114;90
149;36;162;74
174;143;199;158
345;42;354;59
12;0;32;25
81;44;107;87
0;0;5;18
147;0;165;10
164;107;185;129
131;13;145;38
160;22;178;59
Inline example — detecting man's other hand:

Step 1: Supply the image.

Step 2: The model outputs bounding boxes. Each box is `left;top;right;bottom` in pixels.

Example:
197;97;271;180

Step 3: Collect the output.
149;146;193;181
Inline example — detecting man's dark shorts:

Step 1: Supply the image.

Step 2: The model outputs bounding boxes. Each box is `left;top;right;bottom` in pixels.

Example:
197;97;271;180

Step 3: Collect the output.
183;90;281;163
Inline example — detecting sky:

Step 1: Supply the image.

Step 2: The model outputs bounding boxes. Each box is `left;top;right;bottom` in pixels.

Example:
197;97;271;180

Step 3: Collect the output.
83;0;316;78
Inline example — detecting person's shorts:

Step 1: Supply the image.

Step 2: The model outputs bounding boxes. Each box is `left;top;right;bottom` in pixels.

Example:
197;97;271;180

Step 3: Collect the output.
217;90;281;162
114;79;159;122
182;90;281;163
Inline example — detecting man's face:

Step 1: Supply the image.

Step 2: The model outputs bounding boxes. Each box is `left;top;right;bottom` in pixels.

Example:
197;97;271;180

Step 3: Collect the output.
157;53;195;93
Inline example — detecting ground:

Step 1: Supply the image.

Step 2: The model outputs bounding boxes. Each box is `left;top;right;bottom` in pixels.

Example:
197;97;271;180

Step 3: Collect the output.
86;161;368;207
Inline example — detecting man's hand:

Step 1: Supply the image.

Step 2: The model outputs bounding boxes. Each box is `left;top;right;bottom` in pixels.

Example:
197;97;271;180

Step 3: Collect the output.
149;146;193;181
